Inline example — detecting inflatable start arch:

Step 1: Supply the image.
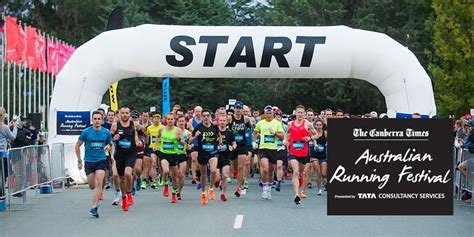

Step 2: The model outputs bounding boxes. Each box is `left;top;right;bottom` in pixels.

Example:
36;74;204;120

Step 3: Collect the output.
49;25;436;182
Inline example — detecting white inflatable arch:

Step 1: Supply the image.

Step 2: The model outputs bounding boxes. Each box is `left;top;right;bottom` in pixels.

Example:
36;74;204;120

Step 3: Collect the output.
49;25;436;182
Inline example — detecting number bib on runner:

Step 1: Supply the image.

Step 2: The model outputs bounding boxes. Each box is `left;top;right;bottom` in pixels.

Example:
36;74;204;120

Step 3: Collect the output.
203;143;214;152
235;135;244;142
151;137;157;143
118;140;131;148
162;142;175;150
292;141;305;150
264;135;275;143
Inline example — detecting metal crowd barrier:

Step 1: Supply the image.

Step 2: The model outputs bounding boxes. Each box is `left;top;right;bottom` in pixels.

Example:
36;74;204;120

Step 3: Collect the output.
0;143;72;211
454;147;474;206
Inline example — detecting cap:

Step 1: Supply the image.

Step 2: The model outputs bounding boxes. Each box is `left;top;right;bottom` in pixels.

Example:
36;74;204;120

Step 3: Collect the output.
264;105;273;112
152;112;162;118
131;111;139;117
235;101;244;109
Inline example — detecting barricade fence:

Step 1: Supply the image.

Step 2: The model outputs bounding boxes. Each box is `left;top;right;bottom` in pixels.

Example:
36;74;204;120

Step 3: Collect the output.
0;143;72;211
454;147;474;206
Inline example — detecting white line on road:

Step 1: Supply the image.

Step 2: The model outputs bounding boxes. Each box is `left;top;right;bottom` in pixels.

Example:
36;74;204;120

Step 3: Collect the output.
233;215;244;229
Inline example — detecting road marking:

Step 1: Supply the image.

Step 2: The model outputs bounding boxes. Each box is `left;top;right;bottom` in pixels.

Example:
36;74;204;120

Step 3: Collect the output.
233;215;244;229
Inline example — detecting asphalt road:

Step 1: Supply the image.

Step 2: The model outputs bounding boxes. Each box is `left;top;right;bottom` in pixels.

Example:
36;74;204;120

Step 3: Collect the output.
1;178;473;237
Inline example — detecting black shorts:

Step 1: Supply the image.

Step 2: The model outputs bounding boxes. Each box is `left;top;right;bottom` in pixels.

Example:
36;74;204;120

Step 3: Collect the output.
218;152;231;169
277;149;287;161
136;152;145;159
258;149;278;164
191;146;200;153
116;154;137;176
145;147;160;157
231;145;248;161
198;152;218;166
288;155;310;165
177;154;188;164
161;153;179;167
85;160;107;175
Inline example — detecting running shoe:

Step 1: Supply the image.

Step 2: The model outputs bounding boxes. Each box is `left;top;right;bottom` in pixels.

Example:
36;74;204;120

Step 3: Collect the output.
112;190;120;205
122;197;128;211
171;193;177;203
89;207;99;218
127;193;134;206
209;188;215;200
220;193;227;201
136;178;141;191
201;192;208;205
131;187;136;196
158;177;164;187
318;189;322;195
241;189;247;195
191;178;197;184
105;182;111;190
197;183;202;190
261;189;268;199
307;182;313;189
300;191;307;198
151;182;157;189
272;181;276;188
163;185;169;197
141;180;147;190
267;188;272;200
275;181;281;192
234;188;241;197
294;195;301;205
226;177;232;184
214;181;220;189
177;193;182;201
259;180;263;187
99;193;104;201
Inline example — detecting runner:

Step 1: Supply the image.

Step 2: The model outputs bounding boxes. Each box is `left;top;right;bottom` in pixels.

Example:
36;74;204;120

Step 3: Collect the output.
216;115;236;201
75;110;114;218
229;101;251;197
188;109;222;205
285;105;317;205
253;105;284;200
110;107;143;211
176;115;192;200
275;110;287;192
156;113;186;203
310;119;328;195
242;105;256;191
188;106;203;184
144;113;162;190
131;111;147;194
139;111;152;127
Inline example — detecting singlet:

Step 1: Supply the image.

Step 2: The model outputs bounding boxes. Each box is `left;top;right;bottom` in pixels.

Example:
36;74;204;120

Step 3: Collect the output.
115;122;136;156
219;128;235;153
146;124;161;150
231;115;247;146
314;131;327;158
160;126;178;155
255;119;283;150
191;117;202;146
277;122;287;150
288;120;310;157
192;123;219;154
136;126;146;153
177;130;188;154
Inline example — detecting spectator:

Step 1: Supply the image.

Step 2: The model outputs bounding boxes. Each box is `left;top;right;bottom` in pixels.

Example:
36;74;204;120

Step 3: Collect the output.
0;107;18;199
10;116;32;197
457;120;474;188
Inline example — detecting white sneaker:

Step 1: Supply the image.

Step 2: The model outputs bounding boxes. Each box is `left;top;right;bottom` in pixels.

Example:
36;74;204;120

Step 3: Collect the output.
261;186;268;199
266;188;272;200
241;189;247;195
318;189;322;195
112;190;121;205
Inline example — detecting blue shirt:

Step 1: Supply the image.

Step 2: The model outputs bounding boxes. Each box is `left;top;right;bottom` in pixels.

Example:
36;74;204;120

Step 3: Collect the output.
78;127;112;162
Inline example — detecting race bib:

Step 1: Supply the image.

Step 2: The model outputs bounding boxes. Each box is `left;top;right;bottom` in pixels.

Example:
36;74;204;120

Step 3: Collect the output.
277;140;283;146
221;144;228;151
316;144;325;152
177;144;185;150
203;143;214;152
118;140;131;148
235;135;244;142
90;141;104;150
264;135;275;143
151;137;157;143
292;141;305;149
162;142;175;150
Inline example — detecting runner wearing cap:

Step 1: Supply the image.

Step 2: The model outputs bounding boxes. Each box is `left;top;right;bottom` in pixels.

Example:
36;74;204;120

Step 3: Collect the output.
253;105;284;200
144;113;162;189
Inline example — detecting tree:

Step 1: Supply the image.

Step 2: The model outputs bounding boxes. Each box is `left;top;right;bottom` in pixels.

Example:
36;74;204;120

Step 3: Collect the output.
427;0;473;117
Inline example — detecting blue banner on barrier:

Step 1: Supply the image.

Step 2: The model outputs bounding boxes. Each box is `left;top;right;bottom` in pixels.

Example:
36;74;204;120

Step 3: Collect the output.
396;113;430;119
57;111;91;135
162;77;171;115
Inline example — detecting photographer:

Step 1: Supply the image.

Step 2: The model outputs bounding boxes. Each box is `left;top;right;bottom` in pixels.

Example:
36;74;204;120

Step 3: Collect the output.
10;116;32;197
0;108;18;199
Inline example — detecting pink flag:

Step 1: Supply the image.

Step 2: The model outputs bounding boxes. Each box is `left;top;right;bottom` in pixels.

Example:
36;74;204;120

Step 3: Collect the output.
25;26;38;69
47;39;58;75
36;34;47;72
57;43;68;73
5;16;25;64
